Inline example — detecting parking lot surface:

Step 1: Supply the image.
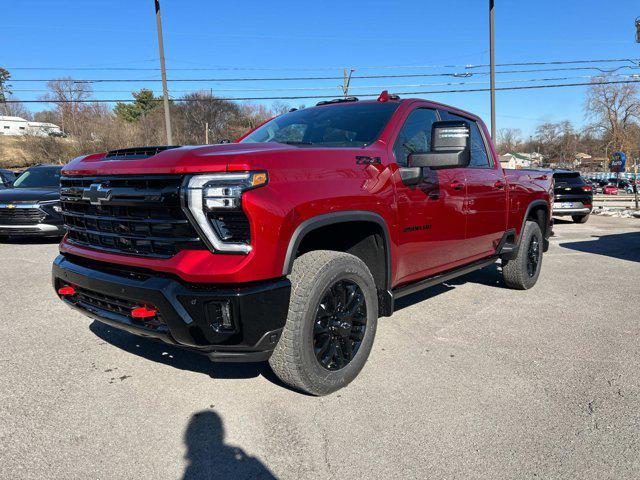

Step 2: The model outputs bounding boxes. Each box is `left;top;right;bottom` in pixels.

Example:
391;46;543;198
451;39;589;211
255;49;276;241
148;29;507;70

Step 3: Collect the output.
1;215;639;480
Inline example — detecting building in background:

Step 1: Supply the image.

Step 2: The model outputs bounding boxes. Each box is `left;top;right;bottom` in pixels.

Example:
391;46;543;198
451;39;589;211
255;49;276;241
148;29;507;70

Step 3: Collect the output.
0;116;63;137
499;152;541;169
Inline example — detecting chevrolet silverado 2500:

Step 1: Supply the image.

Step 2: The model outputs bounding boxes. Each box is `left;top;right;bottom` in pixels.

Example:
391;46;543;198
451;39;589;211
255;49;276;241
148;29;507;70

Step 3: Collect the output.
53;93;553;395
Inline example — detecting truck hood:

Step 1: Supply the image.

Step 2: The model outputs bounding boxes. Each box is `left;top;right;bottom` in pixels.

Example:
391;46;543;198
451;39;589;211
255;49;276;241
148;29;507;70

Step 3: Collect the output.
62;143;308;176
0;187;59;204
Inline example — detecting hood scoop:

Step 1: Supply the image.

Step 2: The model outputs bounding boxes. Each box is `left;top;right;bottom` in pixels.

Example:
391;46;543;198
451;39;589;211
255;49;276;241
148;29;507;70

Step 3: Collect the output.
104;145;181;161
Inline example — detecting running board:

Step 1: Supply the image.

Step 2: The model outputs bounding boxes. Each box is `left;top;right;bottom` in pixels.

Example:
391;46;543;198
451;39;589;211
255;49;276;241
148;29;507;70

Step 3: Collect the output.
392;256;499;300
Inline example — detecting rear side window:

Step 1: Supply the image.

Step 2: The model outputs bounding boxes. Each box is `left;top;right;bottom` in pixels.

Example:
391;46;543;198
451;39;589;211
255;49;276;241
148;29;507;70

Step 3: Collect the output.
393;108;439;167
440;111;492;168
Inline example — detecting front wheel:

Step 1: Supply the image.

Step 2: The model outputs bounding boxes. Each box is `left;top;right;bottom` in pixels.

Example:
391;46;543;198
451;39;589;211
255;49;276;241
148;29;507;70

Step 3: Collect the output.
572;214;589;224
269;250;378;396
502;221;544;290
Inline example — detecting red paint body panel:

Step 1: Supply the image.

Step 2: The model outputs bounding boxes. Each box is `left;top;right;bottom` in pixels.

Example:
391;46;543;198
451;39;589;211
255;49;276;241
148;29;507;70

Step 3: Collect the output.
60;98;552;290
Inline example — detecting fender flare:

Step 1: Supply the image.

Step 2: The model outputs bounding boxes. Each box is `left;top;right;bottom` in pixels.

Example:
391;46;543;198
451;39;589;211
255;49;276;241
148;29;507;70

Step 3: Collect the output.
281;210;393;292
518;199;550;245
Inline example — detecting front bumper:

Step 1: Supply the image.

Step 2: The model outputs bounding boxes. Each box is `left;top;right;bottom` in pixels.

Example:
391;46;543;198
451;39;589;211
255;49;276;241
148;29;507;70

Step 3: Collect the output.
52;254;291;362
0;223;64;236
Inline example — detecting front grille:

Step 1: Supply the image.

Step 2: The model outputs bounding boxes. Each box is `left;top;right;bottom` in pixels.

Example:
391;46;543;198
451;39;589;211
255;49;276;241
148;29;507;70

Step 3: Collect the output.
60;175;205;258
0;207;45;225
73;285;166;331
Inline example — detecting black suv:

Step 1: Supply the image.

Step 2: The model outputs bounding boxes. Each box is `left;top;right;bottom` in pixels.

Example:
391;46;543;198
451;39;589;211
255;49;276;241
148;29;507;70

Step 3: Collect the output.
552;170;593;224
0;165;65;238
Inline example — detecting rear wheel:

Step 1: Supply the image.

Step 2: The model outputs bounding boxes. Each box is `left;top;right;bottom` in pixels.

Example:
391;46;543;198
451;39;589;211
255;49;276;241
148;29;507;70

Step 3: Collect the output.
572;214;589;224
502;221;543;290
269;250;378;396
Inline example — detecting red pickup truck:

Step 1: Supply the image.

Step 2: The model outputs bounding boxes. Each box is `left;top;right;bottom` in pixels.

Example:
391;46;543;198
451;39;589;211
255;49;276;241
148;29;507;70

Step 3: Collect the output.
53;93;553;395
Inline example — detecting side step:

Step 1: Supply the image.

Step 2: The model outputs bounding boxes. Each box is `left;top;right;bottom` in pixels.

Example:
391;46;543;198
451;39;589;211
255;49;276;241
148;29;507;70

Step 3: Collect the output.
392;256;498;300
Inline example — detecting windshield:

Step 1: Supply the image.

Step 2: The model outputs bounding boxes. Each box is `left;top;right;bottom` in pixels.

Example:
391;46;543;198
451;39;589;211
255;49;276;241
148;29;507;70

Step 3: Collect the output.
13;167;62;189
240;102;400;147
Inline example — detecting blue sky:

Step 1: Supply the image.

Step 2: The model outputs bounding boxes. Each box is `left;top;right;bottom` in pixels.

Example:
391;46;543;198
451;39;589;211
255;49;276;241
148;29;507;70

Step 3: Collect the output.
2;0;639;137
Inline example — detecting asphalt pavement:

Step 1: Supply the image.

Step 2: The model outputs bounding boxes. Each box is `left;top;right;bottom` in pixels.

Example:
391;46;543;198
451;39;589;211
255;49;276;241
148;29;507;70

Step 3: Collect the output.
1;214;639;480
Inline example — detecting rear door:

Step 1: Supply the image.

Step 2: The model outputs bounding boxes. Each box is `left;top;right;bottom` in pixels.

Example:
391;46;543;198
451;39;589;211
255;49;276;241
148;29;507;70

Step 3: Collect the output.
440;110;507;257
391;105;468;284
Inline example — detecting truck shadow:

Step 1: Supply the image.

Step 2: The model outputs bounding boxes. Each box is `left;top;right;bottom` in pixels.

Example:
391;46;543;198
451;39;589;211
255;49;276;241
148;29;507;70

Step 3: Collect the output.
559;231;640;263
182;410;277;480
394;263;504;312
88;321;294;391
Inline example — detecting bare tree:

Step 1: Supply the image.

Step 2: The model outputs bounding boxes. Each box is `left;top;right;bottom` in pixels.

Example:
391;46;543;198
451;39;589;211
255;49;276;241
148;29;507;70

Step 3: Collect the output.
41;78;93;136
173;92;244;144
534;121;579;166
585;76;640;158
496;128;522;154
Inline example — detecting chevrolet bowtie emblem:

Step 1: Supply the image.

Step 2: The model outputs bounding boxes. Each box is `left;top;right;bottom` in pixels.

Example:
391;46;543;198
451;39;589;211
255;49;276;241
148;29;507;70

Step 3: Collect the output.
82;183;113;205
6;204;15;209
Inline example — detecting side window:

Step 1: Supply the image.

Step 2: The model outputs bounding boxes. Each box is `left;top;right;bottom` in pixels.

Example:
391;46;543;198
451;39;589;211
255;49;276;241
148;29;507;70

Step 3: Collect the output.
440;111;492;168
393;108;438;167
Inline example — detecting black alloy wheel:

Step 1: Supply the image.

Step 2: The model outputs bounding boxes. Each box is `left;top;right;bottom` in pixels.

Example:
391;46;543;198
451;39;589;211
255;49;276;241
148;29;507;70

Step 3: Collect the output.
313;280;367;371
526;235;540;278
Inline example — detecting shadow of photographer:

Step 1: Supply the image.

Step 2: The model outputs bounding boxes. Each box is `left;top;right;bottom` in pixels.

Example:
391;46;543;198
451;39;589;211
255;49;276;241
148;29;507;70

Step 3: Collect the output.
182;410;277;480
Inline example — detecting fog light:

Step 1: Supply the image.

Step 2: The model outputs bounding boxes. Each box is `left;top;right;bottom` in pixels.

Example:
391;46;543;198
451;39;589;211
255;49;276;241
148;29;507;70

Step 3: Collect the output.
205;301;234;332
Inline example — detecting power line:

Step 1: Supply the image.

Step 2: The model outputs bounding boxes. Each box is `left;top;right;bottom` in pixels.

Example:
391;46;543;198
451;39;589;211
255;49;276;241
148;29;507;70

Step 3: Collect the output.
8;64;640;84
5;78;640;103
5;57;639;72
9;73;640;94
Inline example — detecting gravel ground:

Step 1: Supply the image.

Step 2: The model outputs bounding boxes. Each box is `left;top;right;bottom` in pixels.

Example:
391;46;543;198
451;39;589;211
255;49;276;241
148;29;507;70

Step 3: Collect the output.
1;214;639;480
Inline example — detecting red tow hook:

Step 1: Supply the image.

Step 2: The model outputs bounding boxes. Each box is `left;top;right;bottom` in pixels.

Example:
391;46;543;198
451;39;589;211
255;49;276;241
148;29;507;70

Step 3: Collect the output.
58;285;76;296
131;306;157;318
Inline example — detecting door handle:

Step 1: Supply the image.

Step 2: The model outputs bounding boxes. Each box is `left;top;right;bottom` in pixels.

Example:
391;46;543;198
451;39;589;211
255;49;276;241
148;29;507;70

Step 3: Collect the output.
450;180;464;191
494;180;505;190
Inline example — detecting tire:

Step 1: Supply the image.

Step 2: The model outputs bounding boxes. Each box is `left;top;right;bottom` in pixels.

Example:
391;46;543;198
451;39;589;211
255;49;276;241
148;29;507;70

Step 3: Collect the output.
572;214;589;224
502;221;543;290
269;250;378;396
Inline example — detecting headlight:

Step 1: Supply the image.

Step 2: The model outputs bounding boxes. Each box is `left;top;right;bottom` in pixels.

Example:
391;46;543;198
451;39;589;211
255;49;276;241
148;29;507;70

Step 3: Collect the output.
183;171;267;254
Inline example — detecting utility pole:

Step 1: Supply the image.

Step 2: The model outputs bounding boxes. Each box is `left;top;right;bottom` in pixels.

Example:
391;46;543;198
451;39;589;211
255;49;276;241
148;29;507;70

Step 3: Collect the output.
489;0;496;140
635;17;640;208
342;68;354;97
205;122;209;144
154;0;173;145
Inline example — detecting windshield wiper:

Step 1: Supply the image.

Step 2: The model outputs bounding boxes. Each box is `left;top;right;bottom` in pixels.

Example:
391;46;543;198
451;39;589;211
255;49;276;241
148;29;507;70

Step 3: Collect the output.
277;141;314;145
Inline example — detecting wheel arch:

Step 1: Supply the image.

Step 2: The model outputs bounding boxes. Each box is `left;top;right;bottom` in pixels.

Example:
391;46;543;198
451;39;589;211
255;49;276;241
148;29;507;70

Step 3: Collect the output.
282;211;393;316
519;199;550;246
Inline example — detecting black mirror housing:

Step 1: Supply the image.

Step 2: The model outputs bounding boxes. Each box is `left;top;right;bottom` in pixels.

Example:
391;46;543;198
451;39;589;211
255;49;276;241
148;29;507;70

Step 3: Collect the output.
407;121;471;170
399;166;422;185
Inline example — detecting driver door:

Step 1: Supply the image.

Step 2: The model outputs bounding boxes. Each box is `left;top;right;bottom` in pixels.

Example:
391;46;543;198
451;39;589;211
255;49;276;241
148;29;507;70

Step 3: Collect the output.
391;107;468;285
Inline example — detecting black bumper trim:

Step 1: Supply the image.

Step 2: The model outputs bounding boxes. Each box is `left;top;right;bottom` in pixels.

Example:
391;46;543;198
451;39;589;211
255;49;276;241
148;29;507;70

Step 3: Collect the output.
52;255;291;361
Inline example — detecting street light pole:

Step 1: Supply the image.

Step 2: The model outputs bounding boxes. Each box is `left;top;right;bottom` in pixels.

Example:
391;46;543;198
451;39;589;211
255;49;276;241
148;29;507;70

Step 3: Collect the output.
489;0;496;140
154;0;173;145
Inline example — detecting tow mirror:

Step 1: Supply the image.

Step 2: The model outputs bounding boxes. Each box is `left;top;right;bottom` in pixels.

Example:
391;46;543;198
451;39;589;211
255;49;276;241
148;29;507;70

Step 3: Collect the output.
408;121;471;170
399;167;422;185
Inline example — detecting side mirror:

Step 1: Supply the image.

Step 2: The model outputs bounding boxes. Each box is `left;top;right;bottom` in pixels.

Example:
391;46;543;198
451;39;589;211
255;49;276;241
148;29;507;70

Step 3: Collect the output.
408;121;470;169
399;166;422;186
